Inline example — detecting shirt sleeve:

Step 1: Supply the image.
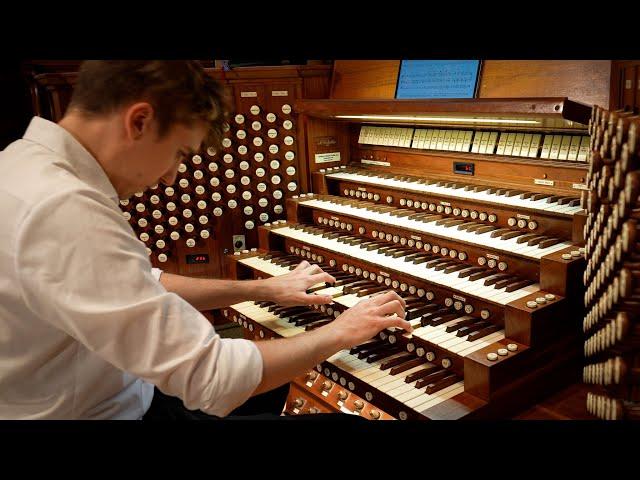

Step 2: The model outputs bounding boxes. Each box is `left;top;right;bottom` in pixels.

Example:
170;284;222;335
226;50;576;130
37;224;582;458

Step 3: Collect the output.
15;188;263;417
151;268;163;282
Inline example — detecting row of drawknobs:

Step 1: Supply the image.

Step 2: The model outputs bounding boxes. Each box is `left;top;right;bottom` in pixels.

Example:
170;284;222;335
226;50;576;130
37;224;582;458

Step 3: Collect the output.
583;105;640;419
118;104;301;262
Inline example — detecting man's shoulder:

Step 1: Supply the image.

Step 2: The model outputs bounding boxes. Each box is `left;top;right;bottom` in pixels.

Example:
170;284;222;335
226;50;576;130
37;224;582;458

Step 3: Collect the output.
0;138;106;211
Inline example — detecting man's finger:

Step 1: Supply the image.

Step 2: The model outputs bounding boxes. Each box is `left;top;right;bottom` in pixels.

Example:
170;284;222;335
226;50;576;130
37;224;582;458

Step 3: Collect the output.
308;272;336;285
303;263;323;275
305;294;333;306
294;260;310;271
370;290;406;308
376;299;406;319
379;315;413;333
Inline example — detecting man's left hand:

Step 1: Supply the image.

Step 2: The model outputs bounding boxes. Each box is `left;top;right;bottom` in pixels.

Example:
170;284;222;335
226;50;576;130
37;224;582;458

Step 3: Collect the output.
261;260;336;306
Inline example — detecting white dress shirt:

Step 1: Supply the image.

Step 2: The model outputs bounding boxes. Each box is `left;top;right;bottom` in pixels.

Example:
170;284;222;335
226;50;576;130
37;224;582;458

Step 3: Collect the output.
0;116;263;419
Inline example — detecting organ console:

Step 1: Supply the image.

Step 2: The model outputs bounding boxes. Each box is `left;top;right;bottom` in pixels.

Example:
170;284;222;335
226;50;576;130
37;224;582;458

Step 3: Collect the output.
226;97;595;419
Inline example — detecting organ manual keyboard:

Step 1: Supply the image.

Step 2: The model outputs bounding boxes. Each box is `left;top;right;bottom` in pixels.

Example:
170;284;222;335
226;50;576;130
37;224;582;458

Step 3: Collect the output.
226;97;592;419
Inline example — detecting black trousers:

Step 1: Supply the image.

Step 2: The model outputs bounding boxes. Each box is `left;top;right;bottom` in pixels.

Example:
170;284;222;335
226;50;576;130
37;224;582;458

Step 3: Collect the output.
142;384;364;421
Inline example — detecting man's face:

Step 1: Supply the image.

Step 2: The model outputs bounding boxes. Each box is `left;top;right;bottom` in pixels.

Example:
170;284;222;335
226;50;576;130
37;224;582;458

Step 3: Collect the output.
120;119;207;199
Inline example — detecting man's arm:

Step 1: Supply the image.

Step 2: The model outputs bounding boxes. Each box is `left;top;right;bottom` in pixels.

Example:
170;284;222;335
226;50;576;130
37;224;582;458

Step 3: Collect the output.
251;290;411;395
159;260;337;310
158;261;414;397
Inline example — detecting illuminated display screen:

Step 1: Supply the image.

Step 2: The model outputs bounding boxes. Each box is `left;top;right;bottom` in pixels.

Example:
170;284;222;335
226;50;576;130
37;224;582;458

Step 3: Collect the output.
186;254;209;264
395;60;481;99
453;162;475;175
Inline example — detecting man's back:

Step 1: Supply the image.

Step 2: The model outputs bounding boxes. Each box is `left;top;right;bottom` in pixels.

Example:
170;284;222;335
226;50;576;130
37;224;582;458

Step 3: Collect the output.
0;117;154;419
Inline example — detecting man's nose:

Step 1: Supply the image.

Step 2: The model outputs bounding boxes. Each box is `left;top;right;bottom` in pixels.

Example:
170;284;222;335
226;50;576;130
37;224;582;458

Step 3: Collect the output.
160;171;178;186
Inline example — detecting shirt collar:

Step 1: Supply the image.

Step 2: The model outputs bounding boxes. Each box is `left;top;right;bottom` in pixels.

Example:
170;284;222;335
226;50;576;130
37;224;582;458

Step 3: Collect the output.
22;116;120;203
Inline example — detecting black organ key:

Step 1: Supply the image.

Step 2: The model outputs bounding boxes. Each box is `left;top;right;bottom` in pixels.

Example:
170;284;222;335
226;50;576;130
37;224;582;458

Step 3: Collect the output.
504;279;535;292
404;364;440;383
428;313;463;326
467;324;502;341
490;228;512;238
516;233;539;244
443;263;470;274
526;236;547;246
475;225;498;234
500;230;526;240
458;266;486;278
456;321;491;336
538;237;561;248
484;273;512;286
424;374;459;394
415;369;451;389
366;347;404;363
504;189;526;197
388;357;427;375
350;339;386;355
445;317;479;332
379;353;415;370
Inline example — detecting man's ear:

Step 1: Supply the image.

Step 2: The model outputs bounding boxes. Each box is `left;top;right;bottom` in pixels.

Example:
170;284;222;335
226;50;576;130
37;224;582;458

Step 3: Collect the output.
124;102;155;141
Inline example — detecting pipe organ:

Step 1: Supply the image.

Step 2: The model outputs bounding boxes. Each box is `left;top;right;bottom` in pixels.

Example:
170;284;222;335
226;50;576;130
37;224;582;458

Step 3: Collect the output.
226;97;596;419
29;65;627;419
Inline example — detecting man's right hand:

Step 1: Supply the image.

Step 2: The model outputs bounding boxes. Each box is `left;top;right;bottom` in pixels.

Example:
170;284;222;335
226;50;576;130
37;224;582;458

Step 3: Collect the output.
324;290;412;350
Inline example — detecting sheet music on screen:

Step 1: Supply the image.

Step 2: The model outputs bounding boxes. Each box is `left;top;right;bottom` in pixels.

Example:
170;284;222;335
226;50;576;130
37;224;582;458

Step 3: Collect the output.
395;60;481;99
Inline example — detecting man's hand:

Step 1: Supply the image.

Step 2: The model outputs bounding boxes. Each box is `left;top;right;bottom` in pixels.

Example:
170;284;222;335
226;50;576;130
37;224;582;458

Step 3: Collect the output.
324;290;412;350
261;260;336;306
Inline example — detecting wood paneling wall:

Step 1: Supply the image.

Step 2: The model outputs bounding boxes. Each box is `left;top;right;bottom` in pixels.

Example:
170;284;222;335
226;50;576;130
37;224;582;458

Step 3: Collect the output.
330;60;612;108
330;60;400;99
610;60;640;111
477;60;611;108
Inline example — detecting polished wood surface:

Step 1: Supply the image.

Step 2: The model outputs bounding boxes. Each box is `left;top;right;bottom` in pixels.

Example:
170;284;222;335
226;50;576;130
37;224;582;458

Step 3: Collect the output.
328;60;612;111
513;382;594;419
330;60;400;99
478;61;612;109
610;60;640;111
